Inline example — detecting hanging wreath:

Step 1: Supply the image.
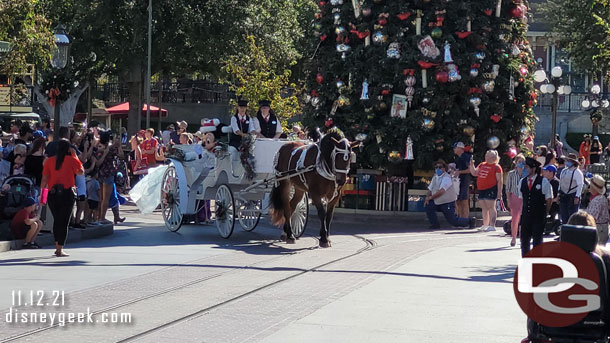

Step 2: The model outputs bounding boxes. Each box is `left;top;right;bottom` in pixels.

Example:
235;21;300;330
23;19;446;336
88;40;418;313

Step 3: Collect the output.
39;69;76;105
239;134;257;180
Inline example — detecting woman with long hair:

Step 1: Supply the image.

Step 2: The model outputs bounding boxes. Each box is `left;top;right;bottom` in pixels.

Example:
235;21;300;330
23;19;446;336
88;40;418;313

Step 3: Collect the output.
506;154;525;246
40;139;84;257
24;137;46;187
95;130;123;224
590;136;602;164
469;150;503;232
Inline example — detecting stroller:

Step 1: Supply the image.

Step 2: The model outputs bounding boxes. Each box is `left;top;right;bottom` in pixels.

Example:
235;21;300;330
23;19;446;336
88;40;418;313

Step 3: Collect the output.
503;202;562;236
523;225;609;343
0;175;39;219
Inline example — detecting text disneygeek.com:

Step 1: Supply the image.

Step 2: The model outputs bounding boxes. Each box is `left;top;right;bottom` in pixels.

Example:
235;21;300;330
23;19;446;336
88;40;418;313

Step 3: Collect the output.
5;290;132;326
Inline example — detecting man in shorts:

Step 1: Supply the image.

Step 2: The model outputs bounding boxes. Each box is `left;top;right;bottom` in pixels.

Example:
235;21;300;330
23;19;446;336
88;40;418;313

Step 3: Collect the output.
453;142;471;218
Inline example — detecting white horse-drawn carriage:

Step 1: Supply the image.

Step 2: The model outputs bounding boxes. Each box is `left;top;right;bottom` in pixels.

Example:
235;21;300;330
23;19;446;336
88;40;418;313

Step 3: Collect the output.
160;135;309;239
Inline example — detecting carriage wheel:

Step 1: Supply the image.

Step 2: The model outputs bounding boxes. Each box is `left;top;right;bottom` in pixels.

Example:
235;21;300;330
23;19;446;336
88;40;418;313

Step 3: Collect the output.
238;200;262;232
161;166;183;232
290;193;309;238
215;184;235;238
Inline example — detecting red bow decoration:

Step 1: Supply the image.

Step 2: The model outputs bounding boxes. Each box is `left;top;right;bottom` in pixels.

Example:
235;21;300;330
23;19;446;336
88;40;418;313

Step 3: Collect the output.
350;29;370;39
471;63;480;69
402;68;415;76
483;9;493;16
320;34;327;41
490;115;502;123
467;88;482;94
311;90;319;97
48;88;61;107
455;31;472;39
397;12;411;21
417;60;438;69
381;89;390;95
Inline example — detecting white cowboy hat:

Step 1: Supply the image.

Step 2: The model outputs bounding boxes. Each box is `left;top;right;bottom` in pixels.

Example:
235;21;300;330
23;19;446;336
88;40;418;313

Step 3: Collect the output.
589;175;606;195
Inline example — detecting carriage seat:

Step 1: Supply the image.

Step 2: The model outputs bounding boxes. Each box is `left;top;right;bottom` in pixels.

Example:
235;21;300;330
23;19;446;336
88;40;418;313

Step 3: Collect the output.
528;225;609;341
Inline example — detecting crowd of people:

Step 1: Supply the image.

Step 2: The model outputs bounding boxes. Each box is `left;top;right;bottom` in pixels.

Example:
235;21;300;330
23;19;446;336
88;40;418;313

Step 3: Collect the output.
425;134;610;257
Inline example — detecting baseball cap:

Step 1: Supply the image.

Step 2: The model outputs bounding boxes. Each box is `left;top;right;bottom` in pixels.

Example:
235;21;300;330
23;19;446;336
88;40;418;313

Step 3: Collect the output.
542;165;557;174
453;142;465;149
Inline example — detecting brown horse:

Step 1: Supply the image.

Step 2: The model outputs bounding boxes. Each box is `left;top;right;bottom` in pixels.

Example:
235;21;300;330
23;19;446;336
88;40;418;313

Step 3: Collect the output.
269;129;353;248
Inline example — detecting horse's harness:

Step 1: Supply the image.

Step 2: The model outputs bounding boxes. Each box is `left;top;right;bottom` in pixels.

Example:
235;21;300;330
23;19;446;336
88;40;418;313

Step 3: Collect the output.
275;138;351;201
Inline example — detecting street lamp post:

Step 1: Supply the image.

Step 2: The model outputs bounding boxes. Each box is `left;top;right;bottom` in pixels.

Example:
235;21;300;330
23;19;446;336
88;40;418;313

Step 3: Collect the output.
535;66;572;150
581;84;609;135
50;25;70;138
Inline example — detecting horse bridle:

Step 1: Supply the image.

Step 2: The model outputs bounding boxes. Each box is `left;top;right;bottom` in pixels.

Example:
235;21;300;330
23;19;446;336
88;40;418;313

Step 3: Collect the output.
329;137;351;175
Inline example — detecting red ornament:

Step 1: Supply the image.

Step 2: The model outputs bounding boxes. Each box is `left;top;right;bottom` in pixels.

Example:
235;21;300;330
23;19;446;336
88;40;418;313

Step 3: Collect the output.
325;118;334;128
510;6;523;18
316;73;324;84
397;12;411;21
381;89;390;95
315;12;322;19
483;9;493;16
311;90;319;97
490;114;502;123
455;31;472;39
435;70;449;83
418;60;438;69
319;1;326;7
320;34;327;41
378;18;388;26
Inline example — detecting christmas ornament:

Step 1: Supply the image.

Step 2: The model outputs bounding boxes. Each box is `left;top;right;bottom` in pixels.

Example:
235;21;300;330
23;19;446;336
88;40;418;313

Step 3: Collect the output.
338;95;350;106
405;136;414;160
362;8;371;16
404;70;416;108
510;6;523;18
505;147;518;159
311;97;321;107
325;118;334;127
316;73;324;84
490;114;502;123
352;0;361;18
422;108;437;118
330;0;343;5
361;79;369;100
422;119;435;131
388;151;402;163
435;70;449;83
336;44;351;53
487;136;500;149
470;68;479;78
483;80;495;93
431;27;443;39
492;64;500;78
372;31;388;45
422;97;430;105
447;64;461;82
495;0;502;17
387;42;401;58
512;45;521;56
483;8;493;16
519;66;528;76
334;13;341;25
378;13;389;26
355;133;368;141
335;26;346;35
469;97;481;116
418;36;440;58
475;52;486;61
397;12;411;21
336;80;345;89
463;126;475;136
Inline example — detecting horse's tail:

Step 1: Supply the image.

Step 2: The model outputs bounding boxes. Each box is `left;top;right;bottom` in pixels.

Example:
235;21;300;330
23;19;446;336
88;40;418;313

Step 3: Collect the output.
269;182;286;227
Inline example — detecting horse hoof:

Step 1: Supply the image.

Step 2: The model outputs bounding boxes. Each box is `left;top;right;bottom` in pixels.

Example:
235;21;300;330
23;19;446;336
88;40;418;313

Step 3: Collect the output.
319;241;331;248
286;238;296;244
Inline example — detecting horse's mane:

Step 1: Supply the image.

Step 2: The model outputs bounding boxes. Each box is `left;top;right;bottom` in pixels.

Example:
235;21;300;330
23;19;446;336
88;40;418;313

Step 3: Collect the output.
320;128;345;163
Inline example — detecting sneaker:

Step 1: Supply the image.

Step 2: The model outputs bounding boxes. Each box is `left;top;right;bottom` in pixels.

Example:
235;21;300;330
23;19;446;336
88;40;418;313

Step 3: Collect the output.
477;226;486;232
100;219;113;225
21;242;30;249
485;226;496;232
87;221;100;226
28;242;41;249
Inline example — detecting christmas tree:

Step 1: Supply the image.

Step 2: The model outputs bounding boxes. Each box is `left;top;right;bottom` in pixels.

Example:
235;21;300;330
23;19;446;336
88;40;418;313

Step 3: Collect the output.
304;0;538;170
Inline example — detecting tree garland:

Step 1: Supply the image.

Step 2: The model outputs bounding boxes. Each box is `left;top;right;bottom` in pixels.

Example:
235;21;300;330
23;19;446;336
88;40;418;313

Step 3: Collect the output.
239;134;257;180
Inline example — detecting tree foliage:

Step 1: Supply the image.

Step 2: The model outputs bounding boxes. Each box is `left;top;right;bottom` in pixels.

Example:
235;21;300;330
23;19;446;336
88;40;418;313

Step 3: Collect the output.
0;0;55;75
223;35;301;128
541;0;610;79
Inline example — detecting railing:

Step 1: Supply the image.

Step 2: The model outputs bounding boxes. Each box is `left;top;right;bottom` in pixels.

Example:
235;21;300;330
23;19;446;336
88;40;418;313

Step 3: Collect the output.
536;92;591;113
96;80;234;105
0;84;34;110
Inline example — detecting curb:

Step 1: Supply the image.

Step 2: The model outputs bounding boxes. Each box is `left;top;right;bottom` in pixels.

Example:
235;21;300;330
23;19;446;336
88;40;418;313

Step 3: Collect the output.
0;224;114;253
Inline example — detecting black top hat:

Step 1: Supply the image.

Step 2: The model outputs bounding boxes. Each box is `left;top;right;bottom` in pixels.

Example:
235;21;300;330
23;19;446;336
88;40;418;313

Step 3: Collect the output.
525;157;541;169
258;99;271;107
237;99;248;107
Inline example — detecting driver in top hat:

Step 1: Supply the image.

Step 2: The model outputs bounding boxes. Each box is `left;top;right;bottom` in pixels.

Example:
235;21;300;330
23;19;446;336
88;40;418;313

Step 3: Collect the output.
252;100;283;139
229;99;255;149
520;157;553;257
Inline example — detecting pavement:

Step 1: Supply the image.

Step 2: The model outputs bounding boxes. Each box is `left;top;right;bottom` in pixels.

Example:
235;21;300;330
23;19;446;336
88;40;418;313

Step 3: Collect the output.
0;204;529;343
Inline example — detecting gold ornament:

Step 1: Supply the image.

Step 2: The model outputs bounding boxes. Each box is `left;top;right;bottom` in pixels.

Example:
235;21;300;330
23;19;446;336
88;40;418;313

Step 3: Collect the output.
463;126;475;136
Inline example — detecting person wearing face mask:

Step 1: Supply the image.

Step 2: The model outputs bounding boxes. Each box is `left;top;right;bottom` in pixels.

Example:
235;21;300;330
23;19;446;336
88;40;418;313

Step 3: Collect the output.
559;153;584;224
505;154;526;246
535;145;547;166
520;157;553;256
425;160;475;230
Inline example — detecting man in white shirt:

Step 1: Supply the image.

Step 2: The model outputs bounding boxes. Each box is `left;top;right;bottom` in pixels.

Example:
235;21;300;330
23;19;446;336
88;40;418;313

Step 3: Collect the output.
229;99;255;148
558;153;584;224
252;100;283;139
520;157;553;256
425;160;475;229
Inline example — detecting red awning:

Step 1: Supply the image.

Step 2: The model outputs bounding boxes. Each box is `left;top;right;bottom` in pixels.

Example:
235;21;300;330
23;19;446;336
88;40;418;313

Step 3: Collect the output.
106;102;168;119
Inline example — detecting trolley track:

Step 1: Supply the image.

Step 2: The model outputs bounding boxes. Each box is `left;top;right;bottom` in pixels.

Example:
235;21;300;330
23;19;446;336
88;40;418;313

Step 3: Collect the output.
0;234;374;343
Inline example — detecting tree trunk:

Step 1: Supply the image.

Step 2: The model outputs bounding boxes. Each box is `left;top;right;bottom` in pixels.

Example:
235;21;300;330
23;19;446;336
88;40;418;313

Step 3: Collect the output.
127;62;142;136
